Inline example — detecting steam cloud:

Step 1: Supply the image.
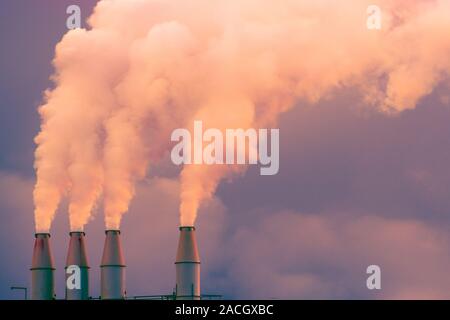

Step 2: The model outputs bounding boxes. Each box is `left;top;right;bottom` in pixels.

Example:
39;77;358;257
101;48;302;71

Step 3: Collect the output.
33;0;450;231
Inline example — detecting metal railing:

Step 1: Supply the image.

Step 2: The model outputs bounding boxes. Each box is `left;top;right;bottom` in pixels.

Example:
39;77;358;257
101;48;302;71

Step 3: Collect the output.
10;286;27;300
132;294;222;300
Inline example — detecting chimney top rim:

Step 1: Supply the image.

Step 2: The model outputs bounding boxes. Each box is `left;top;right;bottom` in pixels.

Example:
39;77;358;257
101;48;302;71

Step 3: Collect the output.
179;226;195;231
69;231;85;236
34;233;50;238
105;229;121;234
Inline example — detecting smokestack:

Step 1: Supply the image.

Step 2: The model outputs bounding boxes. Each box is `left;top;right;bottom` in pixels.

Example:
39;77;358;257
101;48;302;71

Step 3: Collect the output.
100;230;126;299
65;231;89;300
31;233;55;300
175;226;200;300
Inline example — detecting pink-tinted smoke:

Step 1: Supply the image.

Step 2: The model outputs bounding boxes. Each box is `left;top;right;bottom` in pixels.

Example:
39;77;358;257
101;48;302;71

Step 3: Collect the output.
33;0;450;231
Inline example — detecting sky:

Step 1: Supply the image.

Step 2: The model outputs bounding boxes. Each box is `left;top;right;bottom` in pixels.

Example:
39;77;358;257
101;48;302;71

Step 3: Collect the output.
1;0;450;299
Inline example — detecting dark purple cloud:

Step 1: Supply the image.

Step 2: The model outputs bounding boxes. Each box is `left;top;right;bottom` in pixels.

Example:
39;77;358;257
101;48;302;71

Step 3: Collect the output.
0;0;97;174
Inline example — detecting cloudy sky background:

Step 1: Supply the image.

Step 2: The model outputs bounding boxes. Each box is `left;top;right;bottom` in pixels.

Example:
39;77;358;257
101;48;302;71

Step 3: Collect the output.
1;0;450;299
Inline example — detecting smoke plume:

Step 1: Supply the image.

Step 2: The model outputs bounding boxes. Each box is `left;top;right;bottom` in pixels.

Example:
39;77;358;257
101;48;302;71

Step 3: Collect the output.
34;0;450;231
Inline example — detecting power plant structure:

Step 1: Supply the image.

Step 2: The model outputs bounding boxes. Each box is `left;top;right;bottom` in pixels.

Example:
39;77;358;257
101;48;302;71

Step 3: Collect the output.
29;226;219;300
65;231;89;300
100;230;126;299
31;233;55;300
175;226;201;300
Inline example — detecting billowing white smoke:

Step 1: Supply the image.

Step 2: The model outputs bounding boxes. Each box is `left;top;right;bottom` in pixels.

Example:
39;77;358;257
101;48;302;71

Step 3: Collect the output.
33;0;450;231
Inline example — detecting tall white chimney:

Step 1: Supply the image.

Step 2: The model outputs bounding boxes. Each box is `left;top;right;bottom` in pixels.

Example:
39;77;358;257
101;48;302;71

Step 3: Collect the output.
175;226;200;300
100;230;126;299
31;233;55;300
65;231;89;300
